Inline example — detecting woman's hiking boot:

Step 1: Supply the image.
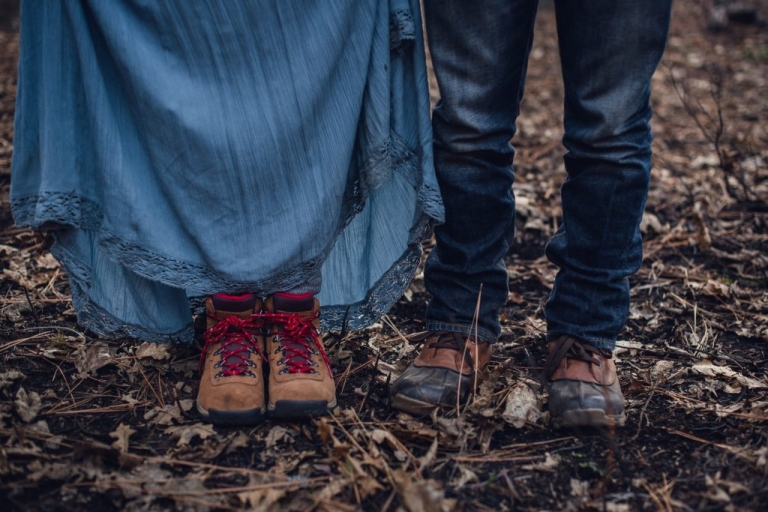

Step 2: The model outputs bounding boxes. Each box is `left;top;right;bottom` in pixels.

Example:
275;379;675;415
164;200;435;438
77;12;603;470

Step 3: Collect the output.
264;293;336;419
197;293;267;426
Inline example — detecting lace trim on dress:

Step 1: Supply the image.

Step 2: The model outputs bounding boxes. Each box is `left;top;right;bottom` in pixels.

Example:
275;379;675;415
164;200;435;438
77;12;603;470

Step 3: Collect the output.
13;132;439;343
53;245;195;344
390;8;416;52
11;191;103;231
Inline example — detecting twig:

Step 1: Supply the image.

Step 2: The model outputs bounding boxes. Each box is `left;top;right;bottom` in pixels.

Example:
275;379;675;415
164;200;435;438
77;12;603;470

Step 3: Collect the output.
22;287;39;324
21;326;86;340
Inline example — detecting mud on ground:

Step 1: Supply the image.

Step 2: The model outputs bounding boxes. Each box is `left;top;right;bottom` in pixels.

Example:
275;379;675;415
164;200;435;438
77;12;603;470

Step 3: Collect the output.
1;1;767;511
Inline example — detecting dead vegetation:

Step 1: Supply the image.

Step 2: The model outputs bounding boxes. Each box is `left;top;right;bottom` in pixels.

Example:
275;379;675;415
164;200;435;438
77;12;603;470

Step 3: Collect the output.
2;1;768;510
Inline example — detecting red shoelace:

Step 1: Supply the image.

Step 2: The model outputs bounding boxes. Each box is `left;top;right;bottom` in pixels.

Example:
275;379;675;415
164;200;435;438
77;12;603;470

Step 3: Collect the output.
200;315;267;377
269;311;331;375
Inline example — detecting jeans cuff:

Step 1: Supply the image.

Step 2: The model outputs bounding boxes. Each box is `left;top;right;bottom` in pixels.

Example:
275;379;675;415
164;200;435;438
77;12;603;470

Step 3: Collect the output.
547;332;616;351
425;321;498;344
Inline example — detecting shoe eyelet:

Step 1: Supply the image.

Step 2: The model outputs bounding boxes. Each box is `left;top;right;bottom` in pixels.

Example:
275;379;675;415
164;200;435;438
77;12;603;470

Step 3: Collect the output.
213;362;222;368
277;358;285;366
215;372;224;378
214;349;222;355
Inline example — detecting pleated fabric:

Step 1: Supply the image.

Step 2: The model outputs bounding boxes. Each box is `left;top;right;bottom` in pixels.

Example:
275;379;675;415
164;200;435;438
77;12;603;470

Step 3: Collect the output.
11;0;443;343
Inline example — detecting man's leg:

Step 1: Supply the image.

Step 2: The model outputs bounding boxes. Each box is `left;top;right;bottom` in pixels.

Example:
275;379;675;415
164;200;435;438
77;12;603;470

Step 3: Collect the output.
543;0;672;427
391;0;539;414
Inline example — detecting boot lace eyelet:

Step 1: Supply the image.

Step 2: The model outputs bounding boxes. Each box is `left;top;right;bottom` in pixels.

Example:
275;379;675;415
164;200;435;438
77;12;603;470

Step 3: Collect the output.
199;314;268;377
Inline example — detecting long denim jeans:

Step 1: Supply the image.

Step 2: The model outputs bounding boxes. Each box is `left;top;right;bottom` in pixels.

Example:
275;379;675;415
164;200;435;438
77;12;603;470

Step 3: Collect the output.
422;0;673;350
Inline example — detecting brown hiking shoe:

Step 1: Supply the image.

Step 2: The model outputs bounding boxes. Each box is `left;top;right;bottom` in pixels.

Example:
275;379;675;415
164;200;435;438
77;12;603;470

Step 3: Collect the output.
390;331;493;416
543;336;626;428
197;293;267;426
264;293;336;419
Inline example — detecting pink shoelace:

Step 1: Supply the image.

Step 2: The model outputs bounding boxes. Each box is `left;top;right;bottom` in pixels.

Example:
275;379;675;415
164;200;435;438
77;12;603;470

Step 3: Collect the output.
269;311;331;375
200;315;267;377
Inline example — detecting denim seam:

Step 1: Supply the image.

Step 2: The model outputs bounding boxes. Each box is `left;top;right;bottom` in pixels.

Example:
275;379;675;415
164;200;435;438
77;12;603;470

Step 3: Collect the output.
424;321;497;344
547;330;616;350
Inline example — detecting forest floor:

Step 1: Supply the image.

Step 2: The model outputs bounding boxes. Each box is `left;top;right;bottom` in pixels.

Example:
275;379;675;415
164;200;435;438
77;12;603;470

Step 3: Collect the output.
1;1;768;511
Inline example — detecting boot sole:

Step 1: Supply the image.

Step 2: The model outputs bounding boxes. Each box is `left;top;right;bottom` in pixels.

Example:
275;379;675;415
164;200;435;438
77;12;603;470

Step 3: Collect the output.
197;401;266;427
268;399;336;420
552;409;626;429
390;394;444;417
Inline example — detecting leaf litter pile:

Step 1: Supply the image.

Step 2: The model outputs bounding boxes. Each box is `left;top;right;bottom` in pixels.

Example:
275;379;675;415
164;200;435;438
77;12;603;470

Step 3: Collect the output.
2;2;768;511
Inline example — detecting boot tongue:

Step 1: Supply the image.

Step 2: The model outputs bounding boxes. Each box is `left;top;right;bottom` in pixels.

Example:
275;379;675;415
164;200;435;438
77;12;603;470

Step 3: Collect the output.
272;293;316;369
211;293;258;371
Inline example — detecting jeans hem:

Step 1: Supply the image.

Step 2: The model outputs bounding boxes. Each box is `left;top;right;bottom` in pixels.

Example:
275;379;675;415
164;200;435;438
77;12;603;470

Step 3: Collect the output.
425;321;498;344
546;332;616;351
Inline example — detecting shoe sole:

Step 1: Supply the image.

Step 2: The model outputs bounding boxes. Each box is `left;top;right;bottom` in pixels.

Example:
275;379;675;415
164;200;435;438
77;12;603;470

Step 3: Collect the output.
268;399;336;420
197;401;266;427
552;409;627;429
390;394;444;417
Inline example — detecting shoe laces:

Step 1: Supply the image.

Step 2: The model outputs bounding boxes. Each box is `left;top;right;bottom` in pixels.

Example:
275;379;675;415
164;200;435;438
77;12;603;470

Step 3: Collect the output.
410;330;476;372
542;337;612;382
200;314;267;377
269;311;331;376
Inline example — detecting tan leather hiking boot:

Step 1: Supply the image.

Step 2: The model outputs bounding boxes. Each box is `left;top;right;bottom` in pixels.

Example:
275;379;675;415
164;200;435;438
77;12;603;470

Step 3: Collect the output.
543;336;626;428
197;293;267;426
390;331;493;416
264;293;336;419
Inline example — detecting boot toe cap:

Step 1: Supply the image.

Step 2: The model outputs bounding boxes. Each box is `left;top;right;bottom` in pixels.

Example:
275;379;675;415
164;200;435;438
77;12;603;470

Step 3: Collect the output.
391;365;471;413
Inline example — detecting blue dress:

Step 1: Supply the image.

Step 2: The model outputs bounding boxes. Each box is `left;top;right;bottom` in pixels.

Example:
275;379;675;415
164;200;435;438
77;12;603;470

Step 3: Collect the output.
10;0;443;343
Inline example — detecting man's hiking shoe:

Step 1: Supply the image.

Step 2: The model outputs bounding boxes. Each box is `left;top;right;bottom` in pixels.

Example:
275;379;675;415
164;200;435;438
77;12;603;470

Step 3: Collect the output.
390;331;493;416
264;293;336;419
197;293;267;426
543;335;626;428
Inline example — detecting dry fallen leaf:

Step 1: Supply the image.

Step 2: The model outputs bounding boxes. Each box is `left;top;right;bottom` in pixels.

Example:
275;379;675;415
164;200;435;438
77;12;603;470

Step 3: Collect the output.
265;425;294;448
392;469;454;512
0;369;25;390
691;361;767;390
165;423;216;446
521;452;561;472
14;387;42;423
225;431;251;455
34;253;59;270
109;423;136;453
135;342;171;360
73;342;113;377
238;478;286;511
144;404;184;426
502;381;543;428
449;464;478;489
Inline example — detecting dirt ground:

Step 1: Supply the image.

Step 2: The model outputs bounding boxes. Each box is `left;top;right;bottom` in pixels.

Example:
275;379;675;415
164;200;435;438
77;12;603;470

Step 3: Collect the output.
1;1;768;511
